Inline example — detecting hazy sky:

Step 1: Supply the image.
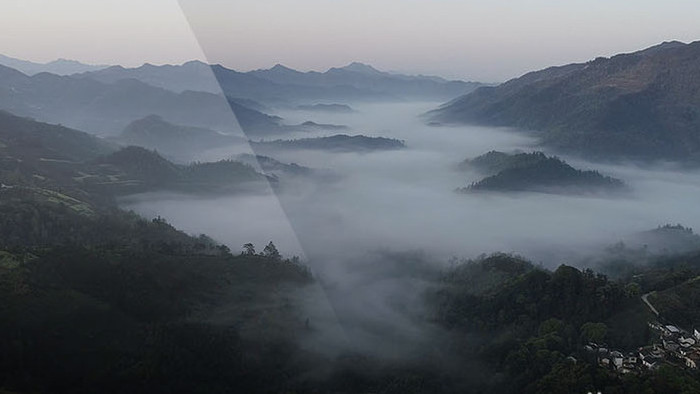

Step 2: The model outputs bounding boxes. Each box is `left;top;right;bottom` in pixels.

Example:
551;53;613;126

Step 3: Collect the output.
2;0;700;81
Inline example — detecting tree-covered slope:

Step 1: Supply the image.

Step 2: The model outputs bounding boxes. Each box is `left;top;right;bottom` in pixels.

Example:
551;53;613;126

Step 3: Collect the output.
458;151;625;194
0;196;313;394
0;112;268;198
91;146;268;195
0;64;281;136
119;115;243;159
431;41;700;162
252;134;406;153
0;112;315;393
0;110;116;161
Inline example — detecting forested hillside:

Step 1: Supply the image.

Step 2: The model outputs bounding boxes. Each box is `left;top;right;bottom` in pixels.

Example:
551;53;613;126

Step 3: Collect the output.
431;41;700;162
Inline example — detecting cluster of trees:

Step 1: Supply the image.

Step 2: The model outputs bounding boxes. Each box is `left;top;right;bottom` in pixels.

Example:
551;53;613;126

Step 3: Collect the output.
0;193;314;394
252;134;406;152
430;252;700;393
242;241;280;260
5;196;700;393
4;113;700;391
459;151;625;194
431;41;700;162
0;195;225;256
91;146;267;195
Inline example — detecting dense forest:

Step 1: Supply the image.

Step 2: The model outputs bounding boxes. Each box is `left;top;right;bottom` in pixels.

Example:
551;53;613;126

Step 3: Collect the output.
458;151;626;195
5;204;700;394
118;115;244;160
3;85;700;393
251;134;406;153
0;111;270;198
0;198;315;394
430;41;700;162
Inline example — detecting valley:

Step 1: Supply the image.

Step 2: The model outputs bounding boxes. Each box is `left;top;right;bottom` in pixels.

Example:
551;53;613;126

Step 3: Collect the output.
2;36;700;393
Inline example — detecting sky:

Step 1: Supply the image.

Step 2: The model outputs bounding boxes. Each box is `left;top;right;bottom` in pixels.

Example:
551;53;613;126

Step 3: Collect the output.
2;0;700;82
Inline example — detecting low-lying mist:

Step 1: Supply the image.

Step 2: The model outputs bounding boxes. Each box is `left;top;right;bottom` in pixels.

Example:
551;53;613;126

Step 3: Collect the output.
123;102;700;264
121;101;700;360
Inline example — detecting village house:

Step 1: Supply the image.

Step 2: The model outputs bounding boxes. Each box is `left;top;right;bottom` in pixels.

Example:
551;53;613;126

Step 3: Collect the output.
685;350;700;369
587;320;700;376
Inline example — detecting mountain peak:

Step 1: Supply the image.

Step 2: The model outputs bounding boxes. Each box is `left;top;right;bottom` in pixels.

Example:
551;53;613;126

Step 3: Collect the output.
137;114;167;123
431;40;700;161
0;63;29;78
181;60;210;69
639;40;687;56
656;40;686;49
338;62;383;74
269;63;298;73
0;54;108;75
49;58;105;68
49;58;79;65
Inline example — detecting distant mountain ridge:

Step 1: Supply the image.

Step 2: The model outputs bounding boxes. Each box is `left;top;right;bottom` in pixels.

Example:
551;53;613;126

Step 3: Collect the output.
0;63;280;136
0;111;267;196
430;41;700;162
96;146;266;193
118;115;244;161
72;60;223;93
0;54;108;75
0;61;370;144
76;61;482;103
0;110;115;163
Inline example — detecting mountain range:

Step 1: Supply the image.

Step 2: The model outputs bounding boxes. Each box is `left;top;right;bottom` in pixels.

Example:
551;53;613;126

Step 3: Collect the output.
0;63;279;136
0;56;479;139
75;61;482;103
0;54;108;75
430;41;700;162
0;110;268;196
117;115;244;161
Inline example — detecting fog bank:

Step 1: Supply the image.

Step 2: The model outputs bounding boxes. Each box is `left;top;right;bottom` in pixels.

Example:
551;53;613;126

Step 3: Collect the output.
122;102;700;266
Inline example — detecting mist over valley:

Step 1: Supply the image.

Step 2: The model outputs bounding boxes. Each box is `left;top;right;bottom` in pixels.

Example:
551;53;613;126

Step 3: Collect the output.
3;34;700;393
121;101;700;267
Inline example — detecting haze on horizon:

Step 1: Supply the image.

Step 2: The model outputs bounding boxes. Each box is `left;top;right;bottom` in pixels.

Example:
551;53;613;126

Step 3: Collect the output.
2;0;699;82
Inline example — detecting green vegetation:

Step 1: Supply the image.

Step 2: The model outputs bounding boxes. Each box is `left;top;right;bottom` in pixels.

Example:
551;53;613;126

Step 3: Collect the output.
0;110;316;394
3;179;700;393
88;146;268;195
0;111;269;198
0;63;285;136
0;110;115;161
289;120;350;132
431;41;700;162
0;128;312;392
0;201;313;394
431;253;700;393
648;266;700;328
458;151;626;195
3;109;700;392
296;103;356;113
252;134;406;152
119;115;243;160
237;153;313;177
459;150;549;175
